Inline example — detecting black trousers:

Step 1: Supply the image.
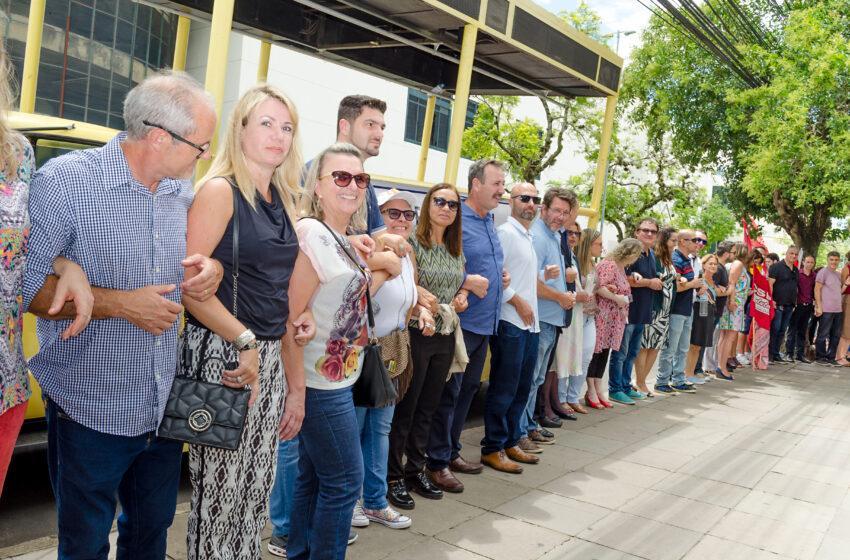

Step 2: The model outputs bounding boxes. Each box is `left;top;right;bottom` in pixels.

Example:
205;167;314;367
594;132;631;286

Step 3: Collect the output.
815;312;842;360
786;303;813;359
387;330;454;480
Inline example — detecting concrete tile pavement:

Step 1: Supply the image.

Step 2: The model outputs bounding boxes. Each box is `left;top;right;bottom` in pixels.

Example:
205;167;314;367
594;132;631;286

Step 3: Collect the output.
5;361;850;560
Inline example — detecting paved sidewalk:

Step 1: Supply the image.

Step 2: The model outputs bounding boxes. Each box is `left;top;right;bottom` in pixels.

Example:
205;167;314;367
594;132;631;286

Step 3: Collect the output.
5;361;850;560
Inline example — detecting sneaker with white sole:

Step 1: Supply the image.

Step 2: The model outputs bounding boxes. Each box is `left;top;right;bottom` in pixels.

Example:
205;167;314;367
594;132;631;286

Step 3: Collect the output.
268;535;288;557
736;353;751;366
363;506;413;529
351;501;369;527
348;531;358;545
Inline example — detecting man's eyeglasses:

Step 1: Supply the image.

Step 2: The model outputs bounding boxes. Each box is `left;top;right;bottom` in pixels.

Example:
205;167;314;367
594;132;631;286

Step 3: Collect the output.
143;120;210;159
511;194;541;205
432;197;460;211
637;227;659;235
319;171;371;189
695;238;708;245
547;208;569;218
382;208;416;221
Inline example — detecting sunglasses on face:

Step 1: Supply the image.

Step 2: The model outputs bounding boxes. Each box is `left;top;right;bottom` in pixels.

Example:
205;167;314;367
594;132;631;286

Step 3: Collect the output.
432;197;459;211
382;208;416;221
143;120;210;159
319;170;371;189
695;238;708;245
637;227;659;235
567;230;581;237
511;194;541;205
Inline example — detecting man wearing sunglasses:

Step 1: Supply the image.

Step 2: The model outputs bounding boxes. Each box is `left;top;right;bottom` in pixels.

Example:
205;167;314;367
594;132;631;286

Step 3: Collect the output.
608;218;662;405
23;71;224;557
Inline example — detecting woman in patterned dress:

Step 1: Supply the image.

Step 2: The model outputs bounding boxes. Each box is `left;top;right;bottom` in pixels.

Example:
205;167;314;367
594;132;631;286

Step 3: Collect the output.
0;42;91;496
715;243;750;380
182;85;315;558
585;238;643;407
574;229;602;408
633;227;678;396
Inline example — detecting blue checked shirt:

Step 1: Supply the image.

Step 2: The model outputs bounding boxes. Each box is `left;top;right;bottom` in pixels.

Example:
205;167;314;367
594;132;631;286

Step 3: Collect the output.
23;133;193;437
458;202;504;336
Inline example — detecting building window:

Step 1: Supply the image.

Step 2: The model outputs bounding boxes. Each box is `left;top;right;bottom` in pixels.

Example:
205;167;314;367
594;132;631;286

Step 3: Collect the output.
404;89;478;153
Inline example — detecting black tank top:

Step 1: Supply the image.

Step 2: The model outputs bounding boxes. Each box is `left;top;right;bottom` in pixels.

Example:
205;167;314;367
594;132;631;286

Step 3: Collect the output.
188;183;298;338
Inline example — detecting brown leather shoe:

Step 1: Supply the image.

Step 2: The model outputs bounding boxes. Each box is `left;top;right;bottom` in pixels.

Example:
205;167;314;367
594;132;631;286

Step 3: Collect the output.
568;402;588;414
529;429;555;445
518;436;542;454
481;450;523;474
506;446;540;464
449;455;484;474
427;467;464;493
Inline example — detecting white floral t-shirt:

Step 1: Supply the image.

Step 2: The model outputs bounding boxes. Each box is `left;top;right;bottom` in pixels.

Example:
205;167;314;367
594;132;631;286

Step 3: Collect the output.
296;218;370;390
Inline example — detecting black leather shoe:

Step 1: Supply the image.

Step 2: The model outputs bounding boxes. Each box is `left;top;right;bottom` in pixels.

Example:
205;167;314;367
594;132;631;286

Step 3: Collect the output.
538;427;556;439
539;416;562;429
387;479;415;510
406;472;443;500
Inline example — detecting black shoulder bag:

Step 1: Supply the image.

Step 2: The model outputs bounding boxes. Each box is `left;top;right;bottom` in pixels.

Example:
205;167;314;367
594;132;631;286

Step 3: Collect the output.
159;181;252;450
314;219;398;408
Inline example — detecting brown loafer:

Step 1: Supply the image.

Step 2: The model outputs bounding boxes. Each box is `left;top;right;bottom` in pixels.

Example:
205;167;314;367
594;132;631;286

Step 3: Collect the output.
481;450;523;474
529;429;555;445
426;467;464;493
449;455;484;474
567;402;588;414
517;436;543;454
505;446;540;464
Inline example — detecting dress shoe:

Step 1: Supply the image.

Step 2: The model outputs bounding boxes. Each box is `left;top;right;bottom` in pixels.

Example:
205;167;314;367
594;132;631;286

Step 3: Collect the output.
798;356;813;364
481;450;523;474
518;435;543;454
539;416;562;428
427;467;464;493
449;455;484;474
505;445;540;464
387;479;415;510
552;402;577;419
567;402;588;414
529;429;555;444
538;427;556;439
406;472;443;500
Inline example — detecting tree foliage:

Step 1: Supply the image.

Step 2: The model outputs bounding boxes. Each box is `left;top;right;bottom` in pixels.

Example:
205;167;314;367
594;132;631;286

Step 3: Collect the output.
623;0;850;256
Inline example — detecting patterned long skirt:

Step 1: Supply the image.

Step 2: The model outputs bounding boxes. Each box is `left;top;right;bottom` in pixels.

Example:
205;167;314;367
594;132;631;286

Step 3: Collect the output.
183;323;286;560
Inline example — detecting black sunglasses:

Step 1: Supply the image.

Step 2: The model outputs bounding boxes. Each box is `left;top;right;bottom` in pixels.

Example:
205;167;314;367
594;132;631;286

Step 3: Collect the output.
567;230;582;237
432;197;459;211
143;120;210;159
511;194;541;205
695;238;708;245
319;170;371;189
382;208;416;221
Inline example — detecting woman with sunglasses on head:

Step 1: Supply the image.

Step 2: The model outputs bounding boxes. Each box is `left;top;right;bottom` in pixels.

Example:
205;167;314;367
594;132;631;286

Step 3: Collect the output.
387;183;471;509
684;254;720;380
634;227;678;396
181;85;315;558
350;188;424;532
573;228;603;408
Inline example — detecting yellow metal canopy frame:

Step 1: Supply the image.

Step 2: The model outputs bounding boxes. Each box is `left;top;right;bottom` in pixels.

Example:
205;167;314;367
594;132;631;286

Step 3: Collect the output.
18;0;620;225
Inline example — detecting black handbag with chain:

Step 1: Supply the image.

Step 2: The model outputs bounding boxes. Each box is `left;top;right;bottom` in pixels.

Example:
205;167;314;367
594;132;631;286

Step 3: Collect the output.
314;219;398;408
159;180;251;450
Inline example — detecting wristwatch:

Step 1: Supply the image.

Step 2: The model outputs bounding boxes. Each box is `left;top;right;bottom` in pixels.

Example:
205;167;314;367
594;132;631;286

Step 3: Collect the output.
234;329;258;351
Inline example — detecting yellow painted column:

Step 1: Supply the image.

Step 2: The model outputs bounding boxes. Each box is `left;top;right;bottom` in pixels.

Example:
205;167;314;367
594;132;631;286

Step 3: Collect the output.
443;24;478;185
417;94;436;182
198;0;236;176
19;0;46;113
172;16;191;71
257;41;271;82
588;95;618;229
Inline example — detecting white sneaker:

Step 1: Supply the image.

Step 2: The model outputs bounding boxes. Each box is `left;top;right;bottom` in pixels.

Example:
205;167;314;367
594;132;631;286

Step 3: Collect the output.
736;353;751;366
363;506;412;529
351;502;369;527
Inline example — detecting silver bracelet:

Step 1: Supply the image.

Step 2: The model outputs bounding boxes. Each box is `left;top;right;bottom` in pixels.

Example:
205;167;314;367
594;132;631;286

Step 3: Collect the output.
234;329;258;351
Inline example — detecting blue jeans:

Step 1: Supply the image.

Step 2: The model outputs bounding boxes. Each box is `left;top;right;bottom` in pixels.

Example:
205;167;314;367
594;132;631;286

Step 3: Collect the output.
482;321;539;455
521;322;558;434
289;387;364;560
45;399;182;560
268;438;300;537
656;313;693;387
426;330;489;471
355;404;394;510
770;304;795;358
608;324;645;394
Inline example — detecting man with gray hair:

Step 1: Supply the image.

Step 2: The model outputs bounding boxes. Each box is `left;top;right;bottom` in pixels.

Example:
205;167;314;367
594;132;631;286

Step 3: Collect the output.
23;71;223;557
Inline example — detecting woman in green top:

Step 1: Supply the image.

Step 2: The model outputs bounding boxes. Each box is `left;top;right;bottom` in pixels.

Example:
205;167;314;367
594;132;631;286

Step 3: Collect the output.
387;182;468;510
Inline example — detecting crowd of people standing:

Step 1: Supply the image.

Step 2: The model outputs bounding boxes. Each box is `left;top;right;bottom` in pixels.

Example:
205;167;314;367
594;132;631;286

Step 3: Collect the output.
1;44;849;560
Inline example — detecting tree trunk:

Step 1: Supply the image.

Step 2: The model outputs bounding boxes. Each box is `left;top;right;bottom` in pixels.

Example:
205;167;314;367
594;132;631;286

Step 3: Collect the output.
771;189;829;260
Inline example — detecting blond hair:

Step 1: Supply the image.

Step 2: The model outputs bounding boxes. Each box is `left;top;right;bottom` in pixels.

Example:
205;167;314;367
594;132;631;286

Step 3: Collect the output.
609;238;643;265
196;84;303;217
298;142;367;232
0;42;24;180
